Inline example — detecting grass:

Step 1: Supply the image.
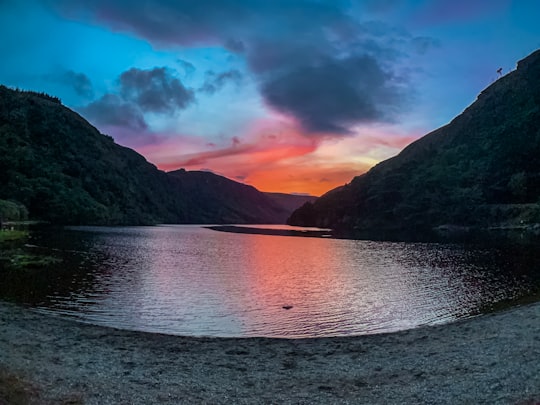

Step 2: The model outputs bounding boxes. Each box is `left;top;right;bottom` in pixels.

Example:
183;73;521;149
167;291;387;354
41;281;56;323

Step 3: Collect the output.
0;230;28;243
0;230;60;270
8;254;61;269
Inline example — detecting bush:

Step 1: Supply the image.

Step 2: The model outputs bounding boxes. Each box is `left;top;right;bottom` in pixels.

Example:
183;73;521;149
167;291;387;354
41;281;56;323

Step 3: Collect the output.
0;200;28;222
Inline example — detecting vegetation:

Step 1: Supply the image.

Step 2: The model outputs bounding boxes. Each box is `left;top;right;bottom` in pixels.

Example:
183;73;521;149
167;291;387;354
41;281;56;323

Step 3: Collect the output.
167;169;289;223
0;85;302;225
0;229;65;305
288;49;540;233
0;199;28;223
6;253;61;268
0;230;27;242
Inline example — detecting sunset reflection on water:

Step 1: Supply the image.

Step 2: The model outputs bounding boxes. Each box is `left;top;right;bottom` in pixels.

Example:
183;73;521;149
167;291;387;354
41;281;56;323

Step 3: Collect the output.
21;225;540;338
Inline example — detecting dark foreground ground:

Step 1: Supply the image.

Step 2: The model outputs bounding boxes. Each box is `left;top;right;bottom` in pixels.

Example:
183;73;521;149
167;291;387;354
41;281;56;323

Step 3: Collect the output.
0;301;539;404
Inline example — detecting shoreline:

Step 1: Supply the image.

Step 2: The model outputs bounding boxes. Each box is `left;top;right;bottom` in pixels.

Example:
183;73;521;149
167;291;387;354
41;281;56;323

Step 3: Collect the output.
1;302;539;404
205;225;333;238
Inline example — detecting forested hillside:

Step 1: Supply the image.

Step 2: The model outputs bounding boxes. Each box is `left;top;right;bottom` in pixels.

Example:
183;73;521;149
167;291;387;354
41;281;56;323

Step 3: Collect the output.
0;86;296;225
288;50;540;233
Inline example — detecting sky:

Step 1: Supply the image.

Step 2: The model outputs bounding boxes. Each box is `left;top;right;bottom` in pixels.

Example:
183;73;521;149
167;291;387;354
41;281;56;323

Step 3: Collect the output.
1;1;539;196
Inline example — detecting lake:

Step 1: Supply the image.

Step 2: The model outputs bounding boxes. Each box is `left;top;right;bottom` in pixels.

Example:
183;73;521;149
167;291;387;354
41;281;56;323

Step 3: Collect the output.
3;225;539;338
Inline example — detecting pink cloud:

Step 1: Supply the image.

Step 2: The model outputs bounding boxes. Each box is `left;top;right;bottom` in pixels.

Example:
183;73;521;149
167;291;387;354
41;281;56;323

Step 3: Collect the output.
109;117;426;196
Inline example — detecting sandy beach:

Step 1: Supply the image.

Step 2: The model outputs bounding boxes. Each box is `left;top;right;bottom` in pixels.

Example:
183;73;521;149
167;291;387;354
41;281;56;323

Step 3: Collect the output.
0;301;539;404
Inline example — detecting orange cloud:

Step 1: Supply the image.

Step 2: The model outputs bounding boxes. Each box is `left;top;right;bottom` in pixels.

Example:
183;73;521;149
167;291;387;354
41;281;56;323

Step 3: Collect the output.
127;120;424;196
151;121;320;173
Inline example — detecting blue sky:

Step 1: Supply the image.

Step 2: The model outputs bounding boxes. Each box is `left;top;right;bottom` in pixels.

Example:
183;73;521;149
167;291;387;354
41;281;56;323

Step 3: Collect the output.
1;0;539;195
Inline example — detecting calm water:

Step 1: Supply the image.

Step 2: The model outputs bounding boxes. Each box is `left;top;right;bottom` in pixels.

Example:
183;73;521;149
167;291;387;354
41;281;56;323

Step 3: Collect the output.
4;225;540;338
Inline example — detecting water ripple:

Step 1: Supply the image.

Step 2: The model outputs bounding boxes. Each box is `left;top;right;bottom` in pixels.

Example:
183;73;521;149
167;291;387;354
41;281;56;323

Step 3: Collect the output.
13;225;539;338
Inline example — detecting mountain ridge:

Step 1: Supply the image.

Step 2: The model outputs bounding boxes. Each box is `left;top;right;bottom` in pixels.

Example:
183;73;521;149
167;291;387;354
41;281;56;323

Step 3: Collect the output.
0;85;305;225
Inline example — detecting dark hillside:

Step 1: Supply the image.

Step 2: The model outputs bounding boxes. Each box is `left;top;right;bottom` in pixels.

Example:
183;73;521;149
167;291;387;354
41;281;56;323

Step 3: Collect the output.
0;86;293;225
264;192;317;216
167;170;288;224
0;86;178;224
288;49;540;232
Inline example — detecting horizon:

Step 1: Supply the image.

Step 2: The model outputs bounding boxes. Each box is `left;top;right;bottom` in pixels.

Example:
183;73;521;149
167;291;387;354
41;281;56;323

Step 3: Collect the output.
1;1;540;195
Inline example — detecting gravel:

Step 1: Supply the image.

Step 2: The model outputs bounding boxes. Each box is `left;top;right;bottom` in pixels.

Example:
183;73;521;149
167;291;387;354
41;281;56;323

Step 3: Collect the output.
1;301;539;404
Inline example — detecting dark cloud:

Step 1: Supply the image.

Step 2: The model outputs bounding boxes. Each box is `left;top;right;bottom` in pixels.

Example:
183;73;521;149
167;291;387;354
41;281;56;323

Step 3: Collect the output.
177;59;196;76
262;55;405;134
199;69;242;94
65;70;93;97
80;66;194;131
82;94;147;131
51;0;253;46
224;38;245;53
46;70;94;98
119;67;194;113
52;0;433;135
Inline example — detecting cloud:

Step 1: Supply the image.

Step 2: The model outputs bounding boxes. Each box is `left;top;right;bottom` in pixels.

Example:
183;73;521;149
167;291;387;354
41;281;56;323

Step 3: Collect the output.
231;136;241;146
412;0;511;26
82;93;147;131
224;38;245;53
45;69;94;98
198;69;242;94
119;67;194;113
148;121;319;173
51;0;251;46
63;70;94;97
177;59;196;77
79;66;194;133
166;144;253;168
130;119;416;196
52;0;433;136
261;55;406;134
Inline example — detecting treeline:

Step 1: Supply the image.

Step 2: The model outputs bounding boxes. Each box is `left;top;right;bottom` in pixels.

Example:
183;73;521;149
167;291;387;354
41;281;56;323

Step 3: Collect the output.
0;200;28;223
0;85;61;104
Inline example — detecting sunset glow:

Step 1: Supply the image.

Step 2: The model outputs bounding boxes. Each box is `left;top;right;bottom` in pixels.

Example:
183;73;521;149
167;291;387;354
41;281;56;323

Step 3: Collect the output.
1;0;539;195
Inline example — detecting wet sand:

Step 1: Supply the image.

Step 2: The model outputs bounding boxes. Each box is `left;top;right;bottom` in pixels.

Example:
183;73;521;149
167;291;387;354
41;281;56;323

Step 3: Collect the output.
0;301;539;404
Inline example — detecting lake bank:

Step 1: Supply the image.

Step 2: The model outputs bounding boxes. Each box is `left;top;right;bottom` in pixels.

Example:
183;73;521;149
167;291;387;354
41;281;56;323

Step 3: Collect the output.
208;223;540;245
0;301;538;404
206;225;333;238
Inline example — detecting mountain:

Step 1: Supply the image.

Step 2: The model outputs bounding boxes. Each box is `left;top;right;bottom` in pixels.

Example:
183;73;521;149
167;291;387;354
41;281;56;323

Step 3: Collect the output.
264;192;317;215
288;49;540;233
0;85;299;225
167;169;290;224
